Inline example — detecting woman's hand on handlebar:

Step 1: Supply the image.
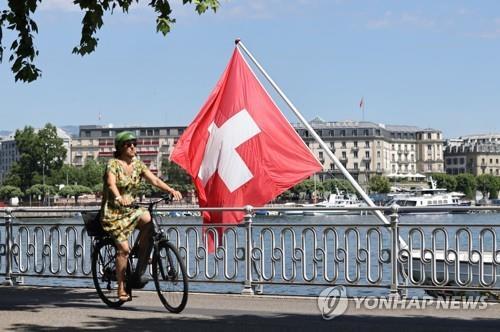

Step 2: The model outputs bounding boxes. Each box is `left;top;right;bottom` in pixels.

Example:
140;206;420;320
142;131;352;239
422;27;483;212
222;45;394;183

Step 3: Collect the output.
169;189;183;201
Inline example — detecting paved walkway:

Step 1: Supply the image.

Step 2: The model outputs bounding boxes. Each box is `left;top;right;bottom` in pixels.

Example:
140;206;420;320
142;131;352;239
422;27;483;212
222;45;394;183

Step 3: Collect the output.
0;286;499;331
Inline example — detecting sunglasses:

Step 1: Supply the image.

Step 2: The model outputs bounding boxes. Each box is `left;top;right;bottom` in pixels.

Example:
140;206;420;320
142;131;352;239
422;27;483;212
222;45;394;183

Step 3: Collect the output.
124;140;137;148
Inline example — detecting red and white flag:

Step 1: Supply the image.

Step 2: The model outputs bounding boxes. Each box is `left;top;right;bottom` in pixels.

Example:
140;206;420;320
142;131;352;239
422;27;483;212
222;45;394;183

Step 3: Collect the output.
171;48;322;250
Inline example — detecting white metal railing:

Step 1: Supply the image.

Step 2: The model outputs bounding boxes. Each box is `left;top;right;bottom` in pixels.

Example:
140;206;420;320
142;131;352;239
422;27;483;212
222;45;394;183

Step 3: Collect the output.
1;205;499;299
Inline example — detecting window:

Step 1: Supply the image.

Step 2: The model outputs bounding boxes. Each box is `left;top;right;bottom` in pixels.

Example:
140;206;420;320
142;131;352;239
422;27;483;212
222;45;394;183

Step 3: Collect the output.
353;162;359;170
353;151;358;158
354;141;358;147
319;151;323;160
375;129;381;136
342;151;347;159
364;129;369;136
392;144;395;150
330;163;335;170
340;130;345;137
365;151;370;158
365;141;370;148
427;144;432;151
377;151;381;158
377;162;381;170
365;162;370;170
352;130;357;136
427;133;432;139
329;130;334;137
341;141;346;148
392;154;395;162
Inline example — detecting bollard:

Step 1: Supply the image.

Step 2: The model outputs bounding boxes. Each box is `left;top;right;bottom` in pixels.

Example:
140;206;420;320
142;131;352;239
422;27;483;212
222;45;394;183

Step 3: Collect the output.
241;205;254;295
389;204;400;298
2;208;13;286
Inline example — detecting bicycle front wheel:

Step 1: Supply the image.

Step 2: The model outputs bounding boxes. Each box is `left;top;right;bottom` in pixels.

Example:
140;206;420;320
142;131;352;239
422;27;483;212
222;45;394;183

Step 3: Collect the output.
91;237;124;308
152;241;188;313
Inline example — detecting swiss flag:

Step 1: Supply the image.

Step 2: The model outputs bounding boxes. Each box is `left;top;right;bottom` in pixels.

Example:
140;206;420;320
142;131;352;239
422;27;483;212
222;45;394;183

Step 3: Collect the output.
171;48;322;250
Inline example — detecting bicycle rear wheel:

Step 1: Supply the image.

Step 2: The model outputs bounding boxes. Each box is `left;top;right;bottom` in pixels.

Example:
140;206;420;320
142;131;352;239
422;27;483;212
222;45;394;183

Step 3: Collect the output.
152;241;188;313
91;237;125;307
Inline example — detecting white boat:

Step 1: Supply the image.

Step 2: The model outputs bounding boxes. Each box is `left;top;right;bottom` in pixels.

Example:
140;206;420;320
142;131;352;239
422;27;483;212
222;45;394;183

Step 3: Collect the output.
303;191;368;216
385;177;461;213
280;202;315;216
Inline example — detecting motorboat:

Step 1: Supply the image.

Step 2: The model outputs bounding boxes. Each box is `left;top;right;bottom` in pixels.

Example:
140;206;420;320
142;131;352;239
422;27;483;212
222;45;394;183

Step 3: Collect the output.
303;190;368;216
385;177;461;213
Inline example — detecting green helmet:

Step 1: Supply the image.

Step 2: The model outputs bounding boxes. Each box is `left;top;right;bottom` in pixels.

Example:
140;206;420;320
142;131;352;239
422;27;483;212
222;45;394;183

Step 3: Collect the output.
115;131;137;150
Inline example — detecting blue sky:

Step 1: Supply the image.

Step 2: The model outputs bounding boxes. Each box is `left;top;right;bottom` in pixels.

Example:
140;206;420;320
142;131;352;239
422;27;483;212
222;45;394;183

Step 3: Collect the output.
1;0;499;138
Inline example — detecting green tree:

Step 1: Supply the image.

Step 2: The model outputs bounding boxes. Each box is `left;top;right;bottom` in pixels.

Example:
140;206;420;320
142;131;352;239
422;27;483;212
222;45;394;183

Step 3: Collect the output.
0;0;220;82
59;185;92;204
162;159;194;193
11;123;66;191
322;178;355;193
455;173;477;199
430;173;457;192
0;185;23;200
26;184;56;203
368;176;391;193
476;174;499;200
48;164;82;187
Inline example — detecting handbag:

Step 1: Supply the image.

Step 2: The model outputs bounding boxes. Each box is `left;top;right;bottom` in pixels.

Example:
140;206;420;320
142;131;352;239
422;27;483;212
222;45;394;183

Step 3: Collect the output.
82;211;106;237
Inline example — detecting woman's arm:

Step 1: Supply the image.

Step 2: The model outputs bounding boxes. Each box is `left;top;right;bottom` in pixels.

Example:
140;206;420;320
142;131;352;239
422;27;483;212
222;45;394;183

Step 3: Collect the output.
106;171;131;205
142;168;183;201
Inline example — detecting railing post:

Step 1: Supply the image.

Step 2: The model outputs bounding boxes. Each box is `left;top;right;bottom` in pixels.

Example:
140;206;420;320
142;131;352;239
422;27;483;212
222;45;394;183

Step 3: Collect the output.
241;205;254;295
2;208;13;286
389;204;400;298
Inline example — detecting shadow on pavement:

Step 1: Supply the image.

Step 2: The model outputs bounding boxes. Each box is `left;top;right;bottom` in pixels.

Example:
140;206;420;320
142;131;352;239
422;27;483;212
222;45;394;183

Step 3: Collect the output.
6;313;500;332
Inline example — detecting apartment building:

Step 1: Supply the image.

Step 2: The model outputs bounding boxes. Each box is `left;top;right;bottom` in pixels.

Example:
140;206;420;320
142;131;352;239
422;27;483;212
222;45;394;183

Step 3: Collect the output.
444;134;500;176
71;125;186;175
293;118;444;184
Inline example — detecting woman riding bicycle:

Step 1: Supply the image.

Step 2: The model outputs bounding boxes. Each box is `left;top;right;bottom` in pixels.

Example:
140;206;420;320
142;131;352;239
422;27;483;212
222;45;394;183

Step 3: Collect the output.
101;130;182;302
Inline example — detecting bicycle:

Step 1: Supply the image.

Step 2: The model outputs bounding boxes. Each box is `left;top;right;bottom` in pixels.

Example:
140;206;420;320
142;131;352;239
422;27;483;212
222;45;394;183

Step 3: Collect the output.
83;195;188;313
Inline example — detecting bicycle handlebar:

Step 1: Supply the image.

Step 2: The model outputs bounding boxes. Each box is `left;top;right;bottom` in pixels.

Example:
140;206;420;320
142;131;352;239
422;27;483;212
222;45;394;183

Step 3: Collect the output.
131;194;173;211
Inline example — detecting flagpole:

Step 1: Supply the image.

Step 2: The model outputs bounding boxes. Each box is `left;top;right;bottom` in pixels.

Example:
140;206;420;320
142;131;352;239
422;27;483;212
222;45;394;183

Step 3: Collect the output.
362;97;365;121
235;40;404;243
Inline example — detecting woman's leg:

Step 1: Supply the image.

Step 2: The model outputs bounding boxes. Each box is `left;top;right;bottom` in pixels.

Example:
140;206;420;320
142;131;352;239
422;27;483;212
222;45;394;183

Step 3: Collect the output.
134;211;153;280
115;240;130;299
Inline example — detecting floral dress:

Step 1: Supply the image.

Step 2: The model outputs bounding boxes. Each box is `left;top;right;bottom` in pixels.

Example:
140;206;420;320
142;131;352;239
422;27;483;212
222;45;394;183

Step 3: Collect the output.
101;158;148;242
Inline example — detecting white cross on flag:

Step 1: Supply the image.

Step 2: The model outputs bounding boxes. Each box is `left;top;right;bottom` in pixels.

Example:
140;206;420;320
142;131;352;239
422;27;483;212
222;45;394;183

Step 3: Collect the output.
171;48;322;250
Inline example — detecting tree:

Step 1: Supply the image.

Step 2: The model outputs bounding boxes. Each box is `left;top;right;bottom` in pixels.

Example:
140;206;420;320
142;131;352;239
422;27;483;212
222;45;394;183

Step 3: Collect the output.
0;185;23;200
455;173;477;200
322;178;355;194
368;176;391;194
10;123;66;191
161;159;194;193
26;184;56;203
430;173;457;192
59;185;92;204
476;174;499;200
0;0;220;82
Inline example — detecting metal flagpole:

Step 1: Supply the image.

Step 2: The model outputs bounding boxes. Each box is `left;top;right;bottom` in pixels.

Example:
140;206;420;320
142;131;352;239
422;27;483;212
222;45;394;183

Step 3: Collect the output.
235;39;407;248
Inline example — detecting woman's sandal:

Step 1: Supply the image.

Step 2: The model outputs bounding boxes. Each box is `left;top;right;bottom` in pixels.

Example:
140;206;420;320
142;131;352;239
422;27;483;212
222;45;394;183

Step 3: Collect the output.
118;291;132;302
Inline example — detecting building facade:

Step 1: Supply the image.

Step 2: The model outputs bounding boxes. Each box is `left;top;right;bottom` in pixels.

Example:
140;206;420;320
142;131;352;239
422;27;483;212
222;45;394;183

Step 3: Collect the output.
71;125;186;175
444;134;500;176
293;118;444;184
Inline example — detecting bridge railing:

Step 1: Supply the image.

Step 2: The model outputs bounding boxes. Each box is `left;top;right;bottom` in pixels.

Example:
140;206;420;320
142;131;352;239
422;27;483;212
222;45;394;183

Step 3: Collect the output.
1;205;499;299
